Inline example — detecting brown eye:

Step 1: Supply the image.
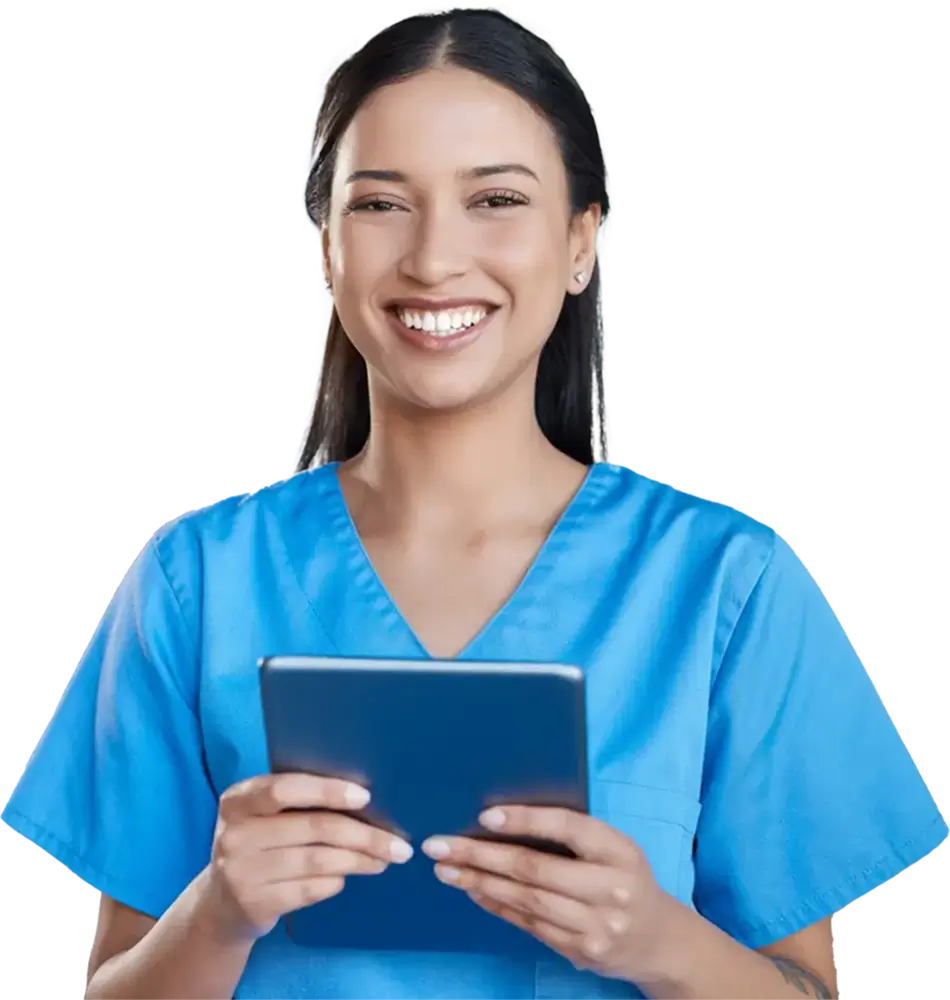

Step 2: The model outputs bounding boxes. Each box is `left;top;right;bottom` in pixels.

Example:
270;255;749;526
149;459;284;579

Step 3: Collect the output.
473;190;529;209
346;199;403;213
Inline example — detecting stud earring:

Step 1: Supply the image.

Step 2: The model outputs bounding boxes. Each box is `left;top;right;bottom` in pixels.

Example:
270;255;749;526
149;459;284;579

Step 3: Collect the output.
573;270;586;285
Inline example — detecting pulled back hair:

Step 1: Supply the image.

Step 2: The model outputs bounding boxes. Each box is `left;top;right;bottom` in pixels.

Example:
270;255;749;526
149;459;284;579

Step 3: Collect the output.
298;8;610;471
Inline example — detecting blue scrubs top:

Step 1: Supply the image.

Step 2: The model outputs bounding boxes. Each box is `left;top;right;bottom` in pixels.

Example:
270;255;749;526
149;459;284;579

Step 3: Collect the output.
4;462;946;999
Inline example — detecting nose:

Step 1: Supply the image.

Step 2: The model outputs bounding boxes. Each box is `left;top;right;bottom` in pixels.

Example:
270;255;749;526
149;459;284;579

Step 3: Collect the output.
398;202;470;286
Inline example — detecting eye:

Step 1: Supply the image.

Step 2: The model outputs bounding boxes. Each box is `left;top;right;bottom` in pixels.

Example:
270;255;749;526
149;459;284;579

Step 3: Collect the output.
472;190;529;209
345;198;404;213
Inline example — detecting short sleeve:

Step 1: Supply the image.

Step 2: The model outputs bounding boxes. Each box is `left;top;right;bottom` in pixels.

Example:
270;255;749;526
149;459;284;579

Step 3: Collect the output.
693;530;947;948
2;526;218;919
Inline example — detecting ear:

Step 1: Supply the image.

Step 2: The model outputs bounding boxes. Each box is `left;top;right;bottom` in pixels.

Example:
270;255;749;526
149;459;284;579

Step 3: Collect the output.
567;203;602;295
321;226;332;290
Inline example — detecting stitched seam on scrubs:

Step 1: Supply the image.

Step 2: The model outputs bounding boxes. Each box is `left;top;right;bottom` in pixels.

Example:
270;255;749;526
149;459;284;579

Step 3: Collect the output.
266;469;344;655
708;528;778;699
613;812;696;836
2;806;169;919
732;812;948;943
148;537;201;717
462;462;606;655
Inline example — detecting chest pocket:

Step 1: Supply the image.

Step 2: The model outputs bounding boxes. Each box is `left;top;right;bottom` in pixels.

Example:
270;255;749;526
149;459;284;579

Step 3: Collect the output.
590;780;700;902
533;781;701;1000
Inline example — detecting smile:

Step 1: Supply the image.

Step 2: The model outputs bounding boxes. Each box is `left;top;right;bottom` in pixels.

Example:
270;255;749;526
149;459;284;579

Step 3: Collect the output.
386;304;499;352
396;306;488;336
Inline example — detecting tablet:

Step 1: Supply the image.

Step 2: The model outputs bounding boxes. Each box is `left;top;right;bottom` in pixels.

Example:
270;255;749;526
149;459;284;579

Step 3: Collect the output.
258;655;587;957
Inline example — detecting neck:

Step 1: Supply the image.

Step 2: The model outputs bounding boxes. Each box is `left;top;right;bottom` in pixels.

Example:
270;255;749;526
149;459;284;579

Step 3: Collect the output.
342;375;588;533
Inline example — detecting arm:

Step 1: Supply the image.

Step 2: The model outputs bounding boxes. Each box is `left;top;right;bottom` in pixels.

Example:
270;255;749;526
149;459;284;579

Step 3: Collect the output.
85;773;405;1000
635;901;837;999
85;870;254;1000
421;805;838;1000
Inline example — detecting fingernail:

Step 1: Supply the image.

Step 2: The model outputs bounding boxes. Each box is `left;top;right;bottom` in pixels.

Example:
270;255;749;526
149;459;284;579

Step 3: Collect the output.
390;839;413;863
344;784;371;808
612;886;631;904
436;865;461;884
422;838;450;859
480;808;506;830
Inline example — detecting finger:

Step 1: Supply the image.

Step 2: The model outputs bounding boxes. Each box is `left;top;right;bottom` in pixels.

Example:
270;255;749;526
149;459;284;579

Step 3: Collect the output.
247;845;388;884
478;806;639;867
237;811;413;865
468;891;583;960
457;868;634;951
220;773;370;820
422;836;635;905
248;874;347;915
435;865;592;933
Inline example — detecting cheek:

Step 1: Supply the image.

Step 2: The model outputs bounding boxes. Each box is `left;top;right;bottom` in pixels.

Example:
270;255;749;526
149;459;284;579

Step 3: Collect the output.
479;217;569;347
478;214;567;286
328;227;393;365
333;220;406;284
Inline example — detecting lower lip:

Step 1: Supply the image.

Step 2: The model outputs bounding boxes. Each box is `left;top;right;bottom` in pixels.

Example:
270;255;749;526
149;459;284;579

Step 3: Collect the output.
386;308;497;353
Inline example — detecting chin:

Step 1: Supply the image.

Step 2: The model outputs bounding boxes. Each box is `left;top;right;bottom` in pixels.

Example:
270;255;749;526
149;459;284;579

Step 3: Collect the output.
378;350;535;417
395;379;490;414
375;360;503;412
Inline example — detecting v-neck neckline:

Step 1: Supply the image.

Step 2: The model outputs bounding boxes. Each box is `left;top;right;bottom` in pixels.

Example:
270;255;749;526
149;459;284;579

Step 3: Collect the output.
321;461;606;661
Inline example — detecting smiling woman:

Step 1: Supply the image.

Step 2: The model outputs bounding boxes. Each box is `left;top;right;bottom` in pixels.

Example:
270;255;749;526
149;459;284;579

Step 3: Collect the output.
2;8;945;1000
299;18;607;468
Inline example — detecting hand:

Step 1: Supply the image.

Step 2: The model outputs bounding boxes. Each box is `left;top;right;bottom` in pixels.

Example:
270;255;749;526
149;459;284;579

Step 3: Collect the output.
422;806;670;983
206;773;413;942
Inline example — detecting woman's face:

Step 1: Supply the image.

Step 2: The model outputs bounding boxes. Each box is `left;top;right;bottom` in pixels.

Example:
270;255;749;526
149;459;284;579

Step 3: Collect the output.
325;66;598;415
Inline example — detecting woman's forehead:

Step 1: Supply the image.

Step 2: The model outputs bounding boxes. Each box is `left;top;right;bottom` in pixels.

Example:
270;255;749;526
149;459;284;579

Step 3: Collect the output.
336;68;561;183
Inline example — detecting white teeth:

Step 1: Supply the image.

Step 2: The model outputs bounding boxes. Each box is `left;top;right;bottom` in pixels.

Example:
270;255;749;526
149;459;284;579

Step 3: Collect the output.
396;306;489;337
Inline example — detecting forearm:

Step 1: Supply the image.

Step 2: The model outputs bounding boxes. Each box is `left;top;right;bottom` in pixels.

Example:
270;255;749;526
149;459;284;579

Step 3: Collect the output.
85;868;255;1000
634;897;834;1000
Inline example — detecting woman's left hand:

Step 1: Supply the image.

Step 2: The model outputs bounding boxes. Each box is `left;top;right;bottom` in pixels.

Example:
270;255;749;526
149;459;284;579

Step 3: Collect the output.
422;805;673;982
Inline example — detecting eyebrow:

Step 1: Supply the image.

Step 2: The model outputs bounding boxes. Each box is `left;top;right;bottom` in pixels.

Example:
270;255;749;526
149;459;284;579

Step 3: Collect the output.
344;163;540;184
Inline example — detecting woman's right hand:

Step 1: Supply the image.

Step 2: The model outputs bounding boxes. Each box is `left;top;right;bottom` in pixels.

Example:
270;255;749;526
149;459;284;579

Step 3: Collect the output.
205;773;413;942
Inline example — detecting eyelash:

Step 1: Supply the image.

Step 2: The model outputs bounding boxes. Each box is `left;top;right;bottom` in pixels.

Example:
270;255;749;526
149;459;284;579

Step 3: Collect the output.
345;190;529;213
474;190;529;209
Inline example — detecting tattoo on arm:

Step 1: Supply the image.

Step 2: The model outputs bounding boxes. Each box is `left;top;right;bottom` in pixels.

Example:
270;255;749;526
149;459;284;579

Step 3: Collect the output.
769;956;832;998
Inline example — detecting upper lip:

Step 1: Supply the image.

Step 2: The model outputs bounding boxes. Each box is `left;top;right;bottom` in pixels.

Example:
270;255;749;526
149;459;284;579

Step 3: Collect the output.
385;297;499;311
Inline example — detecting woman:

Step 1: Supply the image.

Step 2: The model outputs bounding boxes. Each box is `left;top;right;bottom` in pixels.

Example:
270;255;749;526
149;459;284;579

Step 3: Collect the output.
3;9;944;1000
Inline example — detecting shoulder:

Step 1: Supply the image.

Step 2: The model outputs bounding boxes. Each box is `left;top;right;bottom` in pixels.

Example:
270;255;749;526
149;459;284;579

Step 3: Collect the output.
140;465;338;600
595;461;778;574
